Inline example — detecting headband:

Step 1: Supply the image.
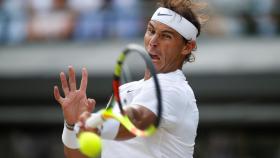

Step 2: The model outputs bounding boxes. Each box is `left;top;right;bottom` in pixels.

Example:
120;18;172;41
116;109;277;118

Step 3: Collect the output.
151;7;198;41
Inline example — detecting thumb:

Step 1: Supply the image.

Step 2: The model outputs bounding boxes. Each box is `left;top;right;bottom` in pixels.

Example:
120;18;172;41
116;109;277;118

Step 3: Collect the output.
87;98;96;112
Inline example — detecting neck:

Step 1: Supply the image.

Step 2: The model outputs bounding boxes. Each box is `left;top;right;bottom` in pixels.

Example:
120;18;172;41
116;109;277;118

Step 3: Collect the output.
144;68;183;81
144;68;151;80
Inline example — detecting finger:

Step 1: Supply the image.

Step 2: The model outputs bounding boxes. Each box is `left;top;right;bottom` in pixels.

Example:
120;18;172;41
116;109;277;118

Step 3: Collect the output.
79;67;88;92
68;65;77;92
79;97;88;112
78;112;99;134
60;72;70;96
78;111;91;128
54;86;63;105
87;98;96;112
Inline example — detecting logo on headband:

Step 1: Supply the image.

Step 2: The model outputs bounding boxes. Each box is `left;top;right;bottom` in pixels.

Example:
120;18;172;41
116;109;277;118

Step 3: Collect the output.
152;7;198;40
157;12;173;17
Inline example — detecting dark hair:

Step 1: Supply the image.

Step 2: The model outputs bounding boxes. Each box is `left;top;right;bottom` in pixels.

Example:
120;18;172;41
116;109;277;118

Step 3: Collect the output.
157;0;205;62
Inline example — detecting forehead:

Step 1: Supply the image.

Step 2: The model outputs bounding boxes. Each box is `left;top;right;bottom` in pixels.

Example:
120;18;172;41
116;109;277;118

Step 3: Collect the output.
148;20;182;36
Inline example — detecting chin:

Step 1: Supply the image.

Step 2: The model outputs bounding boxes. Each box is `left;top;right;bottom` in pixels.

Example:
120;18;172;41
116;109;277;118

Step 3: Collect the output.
155;67;164;73
152;64;160;72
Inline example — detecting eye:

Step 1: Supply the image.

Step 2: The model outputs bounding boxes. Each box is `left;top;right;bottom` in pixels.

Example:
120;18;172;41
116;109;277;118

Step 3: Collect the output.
147;27;155;35
162;33;172;39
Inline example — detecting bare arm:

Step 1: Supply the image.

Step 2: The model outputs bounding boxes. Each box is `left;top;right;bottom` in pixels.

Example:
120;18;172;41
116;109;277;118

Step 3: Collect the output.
115;105;157;140
79;105;157;141
64;147;87;158
115;70;157;139
54;66;95;158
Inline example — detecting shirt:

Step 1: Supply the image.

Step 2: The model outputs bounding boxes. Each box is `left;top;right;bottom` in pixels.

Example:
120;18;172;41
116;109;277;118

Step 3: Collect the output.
102;69;199;158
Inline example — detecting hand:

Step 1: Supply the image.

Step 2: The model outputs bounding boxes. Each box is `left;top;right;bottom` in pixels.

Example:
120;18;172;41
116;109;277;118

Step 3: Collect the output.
54;66;95;125
77;111;100;134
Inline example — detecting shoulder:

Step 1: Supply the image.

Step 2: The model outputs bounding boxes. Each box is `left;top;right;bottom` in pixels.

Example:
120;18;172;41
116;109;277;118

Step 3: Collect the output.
119;80;144;92
143;70;195;99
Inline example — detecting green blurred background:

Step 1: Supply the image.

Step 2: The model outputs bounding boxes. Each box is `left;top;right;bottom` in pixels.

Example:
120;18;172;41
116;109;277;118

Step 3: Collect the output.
0;0;280;157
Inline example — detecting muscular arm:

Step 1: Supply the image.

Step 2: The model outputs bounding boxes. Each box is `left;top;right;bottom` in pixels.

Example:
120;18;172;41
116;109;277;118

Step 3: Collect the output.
116;105;157;140
63;105;156;158
64;147;87;158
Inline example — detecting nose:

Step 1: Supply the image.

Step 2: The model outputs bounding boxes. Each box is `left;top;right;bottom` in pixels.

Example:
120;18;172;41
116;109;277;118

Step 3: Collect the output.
149;34;159;47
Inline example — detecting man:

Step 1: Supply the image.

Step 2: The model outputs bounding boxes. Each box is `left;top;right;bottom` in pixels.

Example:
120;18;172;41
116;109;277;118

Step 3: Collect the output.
54;0;203;157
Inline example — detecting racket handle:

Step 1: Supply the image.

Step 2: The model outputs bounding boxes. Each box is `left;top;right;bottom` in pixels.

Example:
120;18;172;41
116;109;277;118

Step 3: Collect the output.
85;113;104;128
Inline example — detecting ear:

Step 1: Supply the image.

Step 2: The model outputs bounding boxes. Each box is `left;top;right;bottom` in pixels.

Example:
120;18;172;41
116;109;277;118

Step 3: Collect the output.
181;41;196;56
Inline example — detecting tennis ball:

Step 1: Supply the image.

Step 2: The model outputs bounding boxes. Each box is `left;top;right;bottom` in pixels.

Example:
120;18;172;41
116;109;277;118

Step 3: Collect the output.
78;132;102;158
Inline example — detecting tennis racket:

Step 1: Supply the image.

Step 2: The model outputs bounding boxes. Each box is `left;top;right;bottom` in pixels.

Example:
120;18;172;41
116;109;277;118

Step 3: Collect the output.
84;44;162;137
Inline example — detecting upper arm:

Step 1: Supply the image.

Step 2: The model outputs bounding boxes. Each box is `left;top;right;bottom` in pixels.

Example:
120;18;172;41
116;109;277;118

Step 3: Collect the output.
115;80;159;140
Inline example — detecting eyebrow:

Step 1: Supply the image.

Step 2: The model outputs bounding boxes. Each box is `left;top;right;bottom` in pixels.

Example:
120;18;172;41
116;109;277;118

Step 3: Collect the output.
147;22;155;29
161;30;176;35
148;21;177;35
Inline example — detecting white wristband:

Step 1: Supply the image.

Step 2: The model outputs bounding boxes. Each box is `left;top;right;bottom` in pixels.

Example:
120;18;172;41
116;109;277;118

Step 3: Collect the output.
62;125;79;149
100;118;120;140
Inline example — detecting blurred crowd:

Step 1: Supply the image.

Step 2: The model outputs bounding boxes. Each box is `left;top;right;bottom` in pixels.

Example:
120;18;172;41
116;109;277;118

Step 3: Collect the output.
0;0;280;45
0;0;143;44
206;0;280;37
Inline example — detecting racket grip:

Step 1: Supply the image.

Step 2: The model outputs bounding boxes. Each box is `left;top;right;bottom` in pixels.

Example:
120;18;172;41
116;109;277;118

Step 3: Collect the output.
85;113;104;128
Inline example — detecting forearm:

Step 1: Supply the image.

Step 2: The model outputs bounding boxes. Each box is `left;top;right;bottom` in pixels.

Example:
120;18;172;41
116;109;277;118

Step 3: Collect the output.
115;105;156;140
64;146;88;158
115;123;136;140
62;123;88;158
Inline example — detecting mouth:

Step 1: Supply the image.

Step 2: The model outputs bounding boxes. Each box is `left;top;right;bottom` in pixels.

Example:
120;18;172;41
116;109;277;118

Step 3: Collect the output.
149;54;160;62
150;54;160;60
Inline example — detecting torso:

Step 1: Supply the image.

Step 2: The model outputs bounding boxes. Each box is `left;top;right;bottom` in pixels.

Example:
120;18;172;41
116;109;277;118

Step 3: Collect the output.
102;70;199;158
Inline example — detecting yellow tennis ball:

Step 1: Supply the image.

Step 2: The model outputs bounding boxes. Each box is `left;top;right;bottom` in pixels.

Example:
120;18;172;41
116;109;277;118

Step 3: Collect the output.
78;132;102;158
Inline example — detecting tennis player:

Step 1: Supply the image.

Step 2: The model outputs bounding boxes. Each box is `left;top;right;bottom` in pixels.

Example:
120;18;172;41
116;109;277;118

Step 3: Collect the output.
54;0;204;157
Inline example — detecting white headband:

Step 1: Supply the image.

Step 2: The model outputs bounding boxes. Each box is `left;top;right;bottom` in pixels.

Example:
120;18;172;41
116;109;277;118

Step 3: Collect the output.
151;7;198;41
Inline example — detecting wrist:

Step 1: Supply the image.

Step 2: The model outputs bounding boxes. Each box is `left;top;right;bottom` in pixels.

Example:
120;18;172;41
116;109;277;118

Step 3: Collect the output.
65;121;75;131
62;123;79;149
